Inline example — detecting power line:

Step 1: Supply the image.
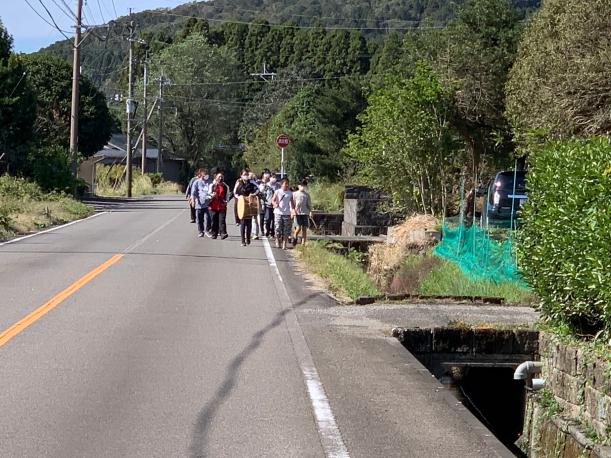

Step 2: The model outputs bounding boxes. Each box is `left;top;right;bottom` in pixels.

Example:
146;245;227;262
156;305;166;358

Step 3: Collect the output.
48;0;76;21
216;5;424;25
109;0;118;18
153;74;363;88
147;10;446;31
24;0;71;39
95;0;106;24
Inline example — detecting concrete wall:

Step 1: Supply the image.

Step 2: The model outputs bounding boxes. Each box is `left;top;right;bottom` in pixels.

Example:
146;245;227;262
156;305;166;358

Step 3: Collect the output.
342;185;399;236
519;332;611;457
311;212;343;235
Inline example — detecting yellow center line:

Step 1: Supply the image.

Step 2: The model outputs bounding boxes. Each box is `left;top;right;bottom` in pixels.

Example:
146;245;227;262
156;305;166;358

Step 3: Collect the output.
0;253;124;348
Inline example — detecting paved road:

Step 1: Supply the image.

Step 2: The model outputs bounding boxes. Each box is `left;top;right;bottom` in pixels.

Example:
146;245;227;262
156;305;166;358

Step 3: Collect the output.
0;195;521;457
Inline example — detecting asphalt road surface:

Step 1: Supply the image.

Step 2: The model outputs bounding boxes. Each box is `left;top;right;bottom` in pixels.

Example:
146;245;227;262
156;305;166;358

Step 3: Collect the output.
0;195;519;458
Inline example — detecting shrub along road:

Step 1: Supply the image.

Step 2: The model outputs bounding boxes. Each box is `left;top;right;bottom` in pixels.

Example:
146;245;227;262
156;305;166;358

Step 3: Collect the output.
0;195;516;457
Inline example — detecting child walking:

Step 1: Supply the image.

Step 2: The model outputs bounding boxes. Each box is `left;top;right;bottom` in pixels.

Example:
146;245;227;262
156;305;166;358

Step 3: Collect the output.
292;180;312;246
272;178;295;250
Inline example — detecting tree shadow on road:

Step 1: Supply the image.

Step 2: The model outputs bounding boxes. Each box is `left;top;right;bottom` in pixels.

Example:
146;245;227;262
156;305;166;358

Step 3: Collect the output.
188;293;318;458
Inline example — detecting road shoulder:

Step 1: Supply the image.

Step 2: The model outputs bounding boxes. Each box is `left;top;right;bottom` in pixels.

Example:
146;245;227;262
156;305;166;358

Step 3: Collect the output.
273;247;519;458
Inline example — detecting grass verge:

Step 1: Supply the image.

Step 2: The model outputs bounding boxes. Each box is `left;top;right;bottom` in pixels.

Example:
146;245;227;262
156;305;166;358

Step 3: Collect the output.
418;260;536;304
387;252;536;305
296;241;380;301
0;175;92;241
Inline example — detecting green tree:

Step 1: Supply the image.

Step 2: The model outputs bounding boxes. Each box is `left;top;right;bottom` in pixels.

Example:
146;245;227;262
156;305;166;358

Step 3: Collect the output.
22;53;112;157
344;63;463;215
431;0;523;176
244;81;365;180
244;20;270;72
505;0;611;145
146;34;244;169
0;22;36;173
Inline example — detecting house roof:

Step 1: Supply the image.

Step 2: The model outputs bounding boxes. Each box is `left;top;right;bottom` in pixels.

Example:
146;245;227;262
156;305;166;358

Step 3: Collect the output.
94;134;183;161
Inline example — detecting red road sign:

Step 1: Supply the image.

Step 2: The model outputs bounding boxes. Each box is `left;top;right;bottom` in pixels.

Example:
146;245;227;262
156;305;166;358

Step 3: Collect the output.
276;134;290;148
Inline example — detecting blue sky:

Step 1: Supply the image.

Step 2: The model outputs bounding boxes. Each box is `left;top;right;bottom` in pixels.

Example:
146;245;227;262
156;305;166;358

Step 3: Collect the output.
1;1;188;53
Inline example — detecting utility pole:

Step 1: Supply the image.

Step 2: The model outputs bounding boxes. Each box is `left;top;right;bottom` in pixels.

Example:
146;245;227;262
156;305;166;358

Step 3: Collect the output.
69;0;83;178
251;60;276;82
125;16;135;198
157;73;167;174
141;54;148;174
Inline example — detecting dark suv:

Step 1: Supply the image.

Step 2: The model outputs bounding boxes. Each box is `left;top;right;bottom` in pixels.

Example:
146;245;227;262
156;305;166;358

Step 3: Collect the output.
481;171;527;226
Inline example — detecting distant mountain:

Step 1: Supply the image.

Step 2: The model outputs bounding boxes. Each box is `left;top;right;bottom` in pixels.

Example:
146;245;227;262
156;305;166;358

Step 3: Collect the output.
40;0;541;92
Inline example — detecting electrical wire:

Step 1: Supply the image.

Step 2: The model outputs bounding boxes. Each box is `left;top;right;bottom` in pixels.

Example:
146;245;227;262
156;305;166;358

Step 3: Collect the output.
154;74;363;88
109;0;118;19
214;5;423;25
48;0;76;21
24;0;71;39
146;10;446;31
95;0;106;24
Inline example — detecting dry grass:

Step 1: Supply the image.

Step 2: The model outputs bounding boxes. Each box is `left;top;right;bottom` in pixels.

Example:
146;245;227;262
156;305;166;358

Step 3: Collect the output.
0;176;92;240
368;214;439;289
95;165;181;197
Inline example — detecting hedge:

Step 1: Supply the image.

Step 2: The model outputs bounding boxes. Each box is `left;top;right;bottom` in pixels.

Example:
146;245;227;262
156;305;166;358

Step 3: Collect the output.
518;137;611;336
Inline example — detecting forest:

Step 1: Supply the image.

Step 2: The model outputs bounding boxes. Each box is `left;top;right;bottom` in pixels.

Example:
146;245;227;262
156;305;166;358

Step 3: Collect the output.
1;0;608;214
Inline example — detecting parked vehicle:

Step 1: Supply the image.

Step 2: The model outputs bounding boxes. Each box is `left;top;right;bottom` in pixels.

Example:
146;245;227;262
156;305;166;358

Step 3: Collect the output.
480;171;527;227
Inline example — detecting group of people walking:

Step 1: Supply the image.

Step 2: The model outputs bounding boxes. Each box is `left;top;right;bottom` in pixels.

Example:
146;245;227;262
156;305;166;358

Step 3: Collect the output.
186;168;313;249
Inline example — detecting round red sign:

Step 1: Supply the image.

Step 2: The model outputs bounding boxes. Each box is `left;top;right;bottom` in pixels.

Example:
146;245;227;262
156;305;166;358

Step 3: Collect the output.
276;134;290;148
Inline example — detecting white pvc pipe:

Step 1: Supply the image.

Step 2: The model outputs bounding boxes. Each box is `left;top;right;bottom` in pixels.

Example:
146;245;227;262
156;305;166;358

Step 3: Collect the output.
514;361;542;380
514;361;545;391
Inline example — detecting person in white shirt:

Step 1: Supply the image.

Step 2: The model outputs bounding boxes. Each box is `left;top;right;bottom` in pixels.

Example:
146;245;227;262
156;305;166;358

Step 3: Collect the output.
271;177;295;250
292;180;313;246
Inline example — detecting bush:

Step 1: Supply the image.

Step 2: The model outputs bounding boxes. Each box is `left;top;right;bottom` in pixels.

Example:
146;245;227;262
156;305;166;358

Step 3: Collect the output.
518;137;611;335
147;172;162;186
0;174;43;200
30;145;76;192
308;180;345;212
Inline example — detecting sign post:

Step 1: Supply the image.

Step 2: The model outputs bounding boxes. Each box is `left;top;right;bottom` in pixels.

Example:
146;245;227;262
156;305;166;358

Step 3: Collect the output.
276;134;290;178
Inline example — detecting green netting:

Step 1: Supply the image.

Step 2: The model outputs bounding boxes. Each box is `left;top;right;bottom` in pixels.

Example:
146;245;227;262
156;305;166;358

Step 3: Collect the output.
433;224;523;284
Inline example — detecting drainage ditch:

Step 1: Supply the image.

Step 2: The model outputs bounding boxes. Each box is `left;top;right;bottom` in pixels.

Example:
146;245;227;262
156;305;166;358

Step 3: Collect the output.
393;327;539;456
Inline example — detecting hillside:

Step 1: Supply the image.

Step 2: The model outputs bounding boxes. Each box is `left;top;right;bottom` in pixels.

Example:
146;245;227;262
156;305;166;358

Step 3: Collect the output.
40;0;540;92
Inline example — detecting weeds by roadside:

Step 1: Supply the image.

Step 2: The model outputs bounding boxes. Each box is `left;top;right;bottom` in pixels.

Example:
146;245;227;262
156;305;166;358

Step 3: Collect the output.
308;180;344;212
384;252;535;305
0;175;91;241
419;260;536;305
296;241;379;300
95;165;180;197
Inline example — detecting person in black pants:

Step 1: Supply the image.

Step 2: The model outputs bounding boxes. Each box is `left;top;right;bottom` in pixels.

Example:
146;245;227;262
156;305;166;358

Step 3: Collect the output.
185;171;199;223
208;172;230;239
234;169;259;246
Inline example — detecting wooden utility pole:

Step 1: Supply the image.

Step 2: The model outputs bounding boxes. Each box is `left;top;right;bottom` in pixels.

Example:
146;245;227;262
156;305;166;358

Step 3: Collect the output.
69;0;83;177
141;55;148;173
126;17;135;197
157;74;166;174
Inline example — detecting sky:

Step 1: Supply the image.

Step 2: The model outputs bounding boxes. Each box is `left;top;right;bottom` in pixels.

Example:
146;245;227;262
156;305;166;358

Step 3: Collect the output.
0;0;189;53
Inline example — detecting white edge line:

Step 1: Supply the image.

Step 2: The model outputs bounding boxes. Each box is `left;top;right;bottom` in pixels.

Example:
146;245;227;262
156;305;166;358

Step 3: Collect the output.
262;238;350;458
0;211;107;247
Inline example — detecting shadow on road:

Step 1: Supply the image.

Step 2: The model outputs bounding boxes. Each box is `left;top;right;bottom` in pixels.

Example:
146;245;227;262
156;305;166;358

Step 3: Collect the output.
189;293;318;458
83;196;186;212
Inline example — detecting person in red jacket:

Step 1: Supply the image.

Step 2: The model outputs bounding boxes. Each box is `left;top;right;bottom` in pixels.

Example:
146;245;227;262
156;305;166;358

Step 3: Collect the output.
208;172;230;240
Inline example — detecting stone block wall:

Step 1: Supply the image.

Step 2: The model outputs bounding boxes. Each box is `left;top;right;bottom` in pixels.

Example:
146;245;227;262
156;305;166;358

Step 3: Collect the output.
311;212;343;235
519;332;611;457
